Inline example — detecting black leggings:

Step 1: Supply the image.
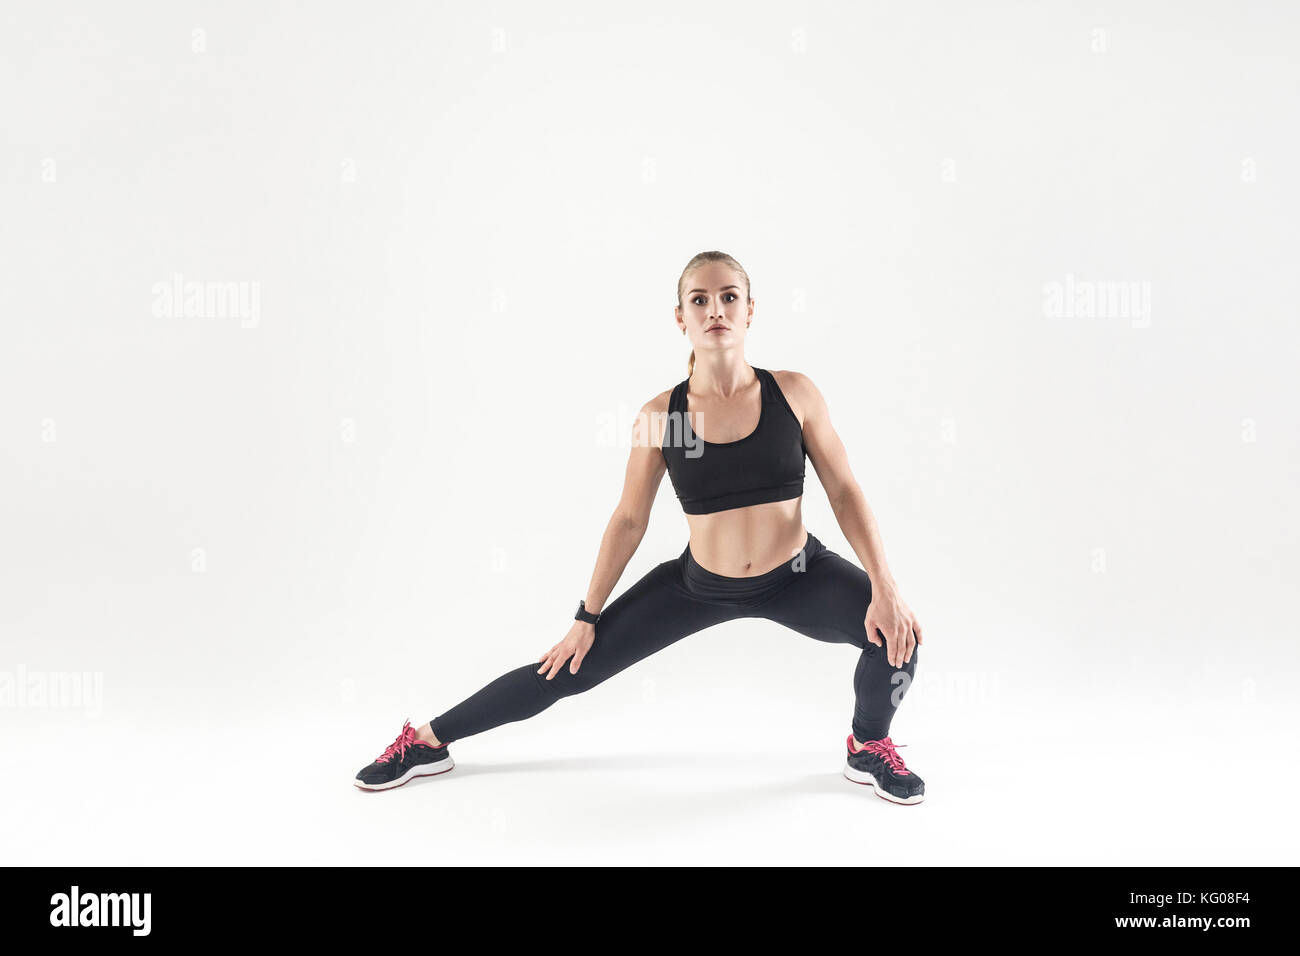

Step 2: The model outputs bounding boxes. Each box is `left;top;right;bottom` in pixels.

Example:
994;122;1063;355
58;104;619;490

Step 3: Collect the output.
428;532;918;746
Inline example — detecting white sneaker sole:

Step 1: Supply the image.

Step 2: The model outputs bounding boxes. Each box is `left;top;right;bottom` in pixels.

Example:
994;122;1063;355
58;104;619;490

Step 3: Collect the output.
354;755;455;791
843;761;924;805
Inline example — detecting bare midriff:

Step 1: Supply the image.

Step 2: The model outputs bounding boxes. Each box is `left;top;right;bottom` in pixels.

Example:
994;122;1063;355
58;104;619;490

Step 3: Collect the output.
683;496;809;577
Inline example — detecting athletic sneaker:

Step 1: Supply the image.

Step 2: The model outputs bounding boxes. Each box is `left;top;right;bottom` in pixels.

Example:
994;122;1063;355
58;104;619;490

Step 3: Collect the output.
354;719;454;791
843;733;925;805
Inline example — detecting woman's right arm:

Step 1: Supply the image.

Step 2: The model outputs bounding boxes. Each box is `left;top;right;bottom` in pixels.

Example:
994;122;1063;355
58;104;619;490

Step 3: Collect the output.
537;392;672;680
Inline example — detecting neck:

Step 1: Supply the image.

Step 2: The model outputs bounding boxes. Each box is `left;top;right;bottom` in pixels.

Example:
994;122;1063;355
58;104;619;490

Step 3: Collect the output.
689;354;755;397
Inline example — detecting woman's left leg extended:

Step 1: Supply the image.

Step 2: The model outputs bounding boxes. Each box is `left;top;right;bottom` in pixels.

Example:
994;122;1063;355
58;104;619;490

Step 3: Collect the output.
749;543;918;743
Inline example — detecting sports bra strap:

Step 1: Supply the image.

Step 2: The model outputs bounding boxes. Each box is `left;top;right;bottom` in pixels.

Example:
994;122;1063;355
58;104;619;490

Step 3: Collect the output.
669;379;688;415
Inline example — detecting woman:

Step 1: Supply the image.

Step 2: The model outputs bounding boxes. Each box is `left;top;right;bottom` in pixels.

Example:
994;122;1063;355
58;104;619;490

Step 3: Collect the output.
353;251;927;805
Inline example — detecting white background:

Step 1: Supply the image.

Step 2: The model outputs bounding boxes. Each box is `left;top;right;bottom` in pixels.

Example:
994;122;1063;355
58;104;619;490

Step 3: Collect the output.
2;1;1297;864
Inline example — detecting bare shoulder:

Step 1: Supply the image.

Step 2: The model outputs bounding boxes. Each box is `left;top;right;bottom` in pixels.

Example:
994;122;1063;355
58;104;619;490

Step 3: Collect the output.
642;385;673;417
769;369;825;425
635;385;676;451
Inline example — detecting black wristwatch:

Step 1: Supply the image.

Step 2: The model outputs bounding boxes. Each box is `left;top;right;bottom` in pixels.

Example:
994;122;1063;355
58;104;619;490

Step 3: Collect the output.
575;600;601;625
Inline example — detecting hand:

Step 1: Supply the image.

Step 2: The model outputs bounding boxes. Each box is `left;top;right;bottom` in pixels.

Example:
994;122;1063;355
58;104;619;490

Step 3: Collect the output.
537;620;597;680
864;584;923;668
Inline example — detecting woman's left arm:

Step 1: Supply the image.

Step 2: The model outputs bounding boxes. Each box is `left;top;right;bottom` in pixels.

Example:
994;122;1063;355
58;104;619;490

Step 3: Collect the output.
779;370;924;669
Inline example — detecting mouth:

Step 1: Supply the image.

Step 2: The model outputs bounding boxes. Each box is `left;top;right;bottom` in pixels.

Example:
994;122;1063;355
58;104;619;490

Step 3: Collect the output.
705;325;729;333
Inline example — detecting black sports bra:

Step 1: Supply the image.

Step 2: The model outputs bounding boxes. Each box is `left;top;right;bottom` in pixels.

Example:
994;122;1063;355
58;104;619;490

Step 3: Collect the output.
660;366;807;515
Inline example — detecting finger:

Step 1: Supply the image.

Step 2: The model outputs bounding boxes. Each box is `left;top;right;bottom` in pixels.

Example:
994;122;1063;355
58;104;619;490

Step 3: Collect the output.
865;618;882;648
904;630;916;665
914;620;924;646
570;650;586;674
537;653;552;674
546;652;570;680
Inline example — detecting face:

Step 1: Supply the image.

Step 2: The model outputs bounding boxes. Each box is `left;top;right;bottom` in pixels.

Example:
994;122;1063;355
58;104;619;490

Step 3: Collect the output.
676;262;753;356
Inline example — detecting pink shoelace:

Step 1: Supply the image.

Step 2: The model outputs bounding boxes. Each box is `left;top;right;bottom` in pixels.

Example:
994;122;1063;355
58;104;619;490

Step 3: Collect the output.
375;719;420;764
855;735;911;775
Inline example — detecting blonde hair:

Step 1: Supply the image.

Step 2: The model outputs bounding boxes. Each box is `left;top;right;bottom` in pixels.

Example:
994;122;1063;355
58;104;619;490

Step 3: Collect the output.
676;251;752;378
